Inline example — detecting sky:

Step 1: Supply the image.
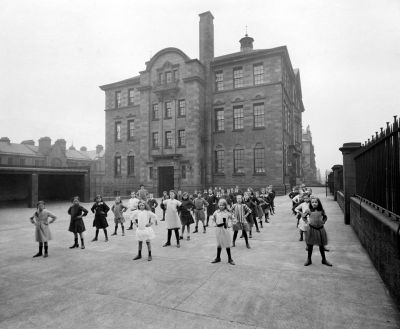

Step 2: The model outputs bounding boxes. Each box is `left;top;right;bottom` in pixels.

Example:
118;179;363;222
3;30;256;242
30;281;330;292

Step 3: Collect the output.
1;0;400;177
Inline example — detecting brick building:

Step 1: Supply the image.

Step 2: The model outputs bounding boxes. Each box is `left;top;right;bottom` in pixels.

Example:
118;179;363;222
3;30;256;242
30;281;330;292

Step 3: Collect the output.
100;11;305;196
0;137;104;206
301;125;318;184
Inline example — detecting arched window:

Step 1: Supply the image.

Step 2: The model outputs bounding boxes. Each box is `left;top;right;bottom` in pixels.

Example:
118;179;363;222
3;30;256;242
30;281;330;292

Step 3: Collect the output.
233;145;244;174
254;143;265;173
214;145;224;173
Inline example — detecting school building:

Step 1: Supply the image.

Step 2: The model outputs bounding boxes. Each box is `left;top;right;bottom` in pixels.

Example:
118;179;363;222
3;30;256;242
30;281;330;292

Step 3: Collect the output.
0;137;105;206
100;11;305;197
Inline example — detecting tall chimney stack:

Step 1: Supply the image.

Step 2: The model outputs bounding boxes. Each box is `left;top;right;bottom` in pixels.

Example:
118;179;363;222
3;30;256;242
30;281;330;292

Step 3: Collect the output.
199;11;214;66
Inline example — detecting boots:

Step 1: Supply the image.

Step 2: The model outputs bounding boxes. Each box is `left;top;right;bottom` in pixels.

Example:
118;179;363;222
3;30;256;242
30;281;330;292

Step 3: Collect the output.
299;231;304;241
193;226;198;233
227;248;235;265
112;225;117;236
211;247;222;263
147;242;152;261
122;226;125;236
43;244;48;258
80;238;85;249
91;229;99;242
304;244;313;266
163;229;172;247
69;238;79;249
104;229;108;242
259;221;263;228
127;220;134;230
133;242;142;260
320;245;332;266
33;243;43;258
203;226;206;234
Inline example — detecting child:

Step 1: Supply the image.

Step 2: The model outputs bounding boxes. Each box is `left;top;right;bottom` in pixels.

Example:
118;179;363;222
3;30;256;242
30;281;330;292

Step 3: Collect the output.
304;196;332;267
294;194;310;242
193;193;209;233
179;192;195;240
127;191;140;230
111;196;127;236
160;191;169;221
67;196;88;249
147;194;159;226
231;195;251;249
161;190;182;248
30;201;57;258
211;199;235;265
205;188;217;228
91;195;110;242
131;200;158;261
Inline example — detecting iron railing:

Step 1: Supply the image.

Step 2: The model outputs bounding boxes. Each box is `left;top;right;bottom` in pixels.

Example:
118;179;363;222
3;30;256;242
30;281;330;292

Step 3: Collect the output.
354;116;400;216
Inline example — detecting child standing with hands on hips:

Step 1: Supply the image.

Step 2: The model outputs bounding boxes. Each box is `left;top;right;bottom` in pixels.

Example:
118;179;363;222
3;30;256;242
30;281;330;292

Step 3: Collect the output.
304;196;332;267
111;196;127;236
67;196;88;249
131;200;159;261
30;201;57;258
91;195;110;242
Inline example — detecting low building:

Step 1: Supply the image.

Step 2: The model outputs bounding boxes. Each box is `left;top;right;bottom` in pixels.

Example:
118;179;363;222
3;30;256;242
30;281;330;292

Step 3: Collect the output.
0;137;104;206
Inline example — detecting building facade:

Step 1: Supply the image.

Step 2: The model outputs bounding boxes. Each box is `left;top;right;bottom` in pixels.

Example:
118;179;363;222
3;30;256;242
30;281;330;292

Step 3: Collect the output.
100;11;305;196
0;137;105;205
301;125;318;184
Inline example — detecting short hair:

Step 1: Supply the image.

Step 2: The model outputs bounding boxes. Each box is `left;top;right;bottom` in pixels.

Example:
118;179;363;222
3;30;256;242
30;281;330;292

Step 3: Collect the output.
71;196;80;203
37;200;45;207
94;195;103;202
218;198;228;209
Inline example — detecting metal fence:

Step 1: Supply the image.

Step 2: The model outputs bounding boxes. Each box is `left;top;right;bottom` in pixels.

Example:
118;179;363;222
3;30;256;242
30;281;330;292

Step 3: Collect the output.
354;116;400;216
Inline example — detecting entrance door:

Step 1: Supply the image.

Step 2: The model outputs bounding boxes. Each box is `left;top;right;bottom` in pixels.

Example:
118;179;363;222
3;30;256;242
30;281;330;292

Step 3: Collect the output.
158;166;174;197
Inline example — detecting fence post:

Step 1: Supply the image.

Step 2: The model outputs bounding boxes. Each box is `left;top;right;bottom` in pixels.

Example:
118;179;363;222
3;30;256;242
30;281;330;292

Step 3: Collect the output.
339;143;361;225
331;164;343;201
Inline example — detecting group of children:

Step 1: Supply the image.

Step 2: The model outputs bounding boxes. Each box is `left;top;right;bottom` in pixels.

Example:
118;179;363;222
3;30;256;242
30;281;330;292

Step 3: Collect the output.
29;183;332;268
289;184;332;267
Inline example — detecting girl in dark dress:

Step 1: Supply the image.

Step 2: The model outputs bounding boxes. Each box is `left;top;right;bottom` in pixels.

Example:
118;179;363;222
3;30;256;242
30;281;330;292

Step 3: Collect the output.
68;196;88;249
205;189;217;229
91;195;110;242
179;192;195;240
304;196;332;267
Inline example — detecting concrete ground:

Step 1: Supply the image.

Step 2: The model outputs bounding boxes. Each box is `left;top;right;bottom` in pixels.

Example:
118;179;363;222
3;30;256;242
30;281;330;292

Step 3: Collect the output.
0;188;399;329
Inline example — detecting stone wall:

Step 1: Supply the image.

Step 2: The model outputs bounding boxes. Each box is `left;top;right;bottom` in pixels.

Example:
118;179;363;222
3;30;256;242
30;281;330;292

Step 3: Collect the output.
349;197;400;306
337;190;344;212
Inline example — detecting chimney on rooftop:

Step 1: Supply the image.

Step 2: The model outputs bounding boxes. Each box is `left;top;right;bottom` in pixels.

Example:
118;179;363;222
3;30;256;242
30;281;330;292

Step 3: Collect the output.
39;137;51;155
199;11;214;67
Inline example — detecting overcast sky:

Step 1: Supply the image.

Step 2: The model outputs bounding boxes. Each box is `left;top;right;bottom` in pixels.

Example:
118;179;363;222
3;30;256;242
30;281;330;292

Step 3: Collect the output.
1;0;399;177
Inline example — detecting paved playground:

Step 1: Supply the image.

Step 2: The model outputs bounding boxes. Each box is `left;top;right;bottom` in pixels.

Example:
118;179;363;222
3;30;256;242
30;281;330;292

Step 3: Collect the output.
0;188;399;328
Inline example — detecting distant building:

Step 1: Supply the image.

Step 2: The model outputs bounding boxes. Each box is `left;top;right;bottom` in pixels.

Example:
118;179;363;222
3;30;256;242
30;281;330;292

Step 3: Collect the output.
301;125;318;184
100;11;305;196
0;137;104;206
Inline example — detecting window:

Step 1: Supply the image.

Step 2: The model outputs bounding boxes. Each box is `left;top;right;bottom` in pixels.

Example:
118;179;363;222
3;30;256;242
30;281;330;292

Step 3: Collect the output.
115;91;121;108
128;120;135;140
152;104;159;120
149;167;154;180
165;101;172;118
35;159;40;166
254;145;265;173
8;157;13;165
181;165;187;179
178;99;186;117
165;71;172;83
115;122;121;141
165;131;172;148
127;155;134;176
128;89;135;105
152;132;159;148
253;103;265;128
114;156;121;176
178;130;185;147
253;64;264;85
173;69;179;81
215;149;224;173
158;72;164;84
233;148;244;173
215;71;224;91
233;106;244;130
215;109;224;132
20;158;25;166
233;67;243;88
